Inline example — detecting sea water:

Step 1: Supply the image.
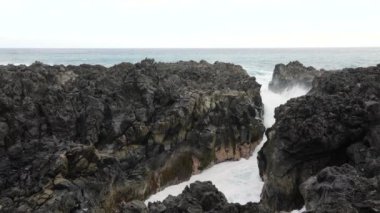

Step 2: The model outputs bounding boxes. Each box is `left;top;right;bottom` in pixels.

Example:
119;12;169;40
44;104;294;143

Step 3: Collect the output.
1;48;379;209
1;48;380;73
145;86;309;205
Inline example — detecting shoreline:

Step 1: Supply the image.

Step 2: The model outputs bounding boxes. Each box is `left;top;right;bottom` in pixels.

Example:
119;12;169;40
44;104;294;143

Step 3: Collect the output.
0;60;379;212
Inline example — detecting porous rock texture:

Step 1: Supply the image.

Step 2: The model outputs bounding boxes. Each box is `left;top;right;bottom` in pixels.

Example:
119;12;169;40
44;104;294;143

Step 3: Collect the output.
0;59;265;212
258;64;380;212
268;61;323;92
300;164;380;213
145;181;266;213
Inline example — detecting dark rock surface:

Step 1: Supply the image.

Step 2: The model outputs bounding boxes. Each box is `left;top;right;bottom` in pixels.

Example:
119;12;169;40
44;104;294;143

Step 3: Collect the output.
120;200;148;213
0;59;265;212
259;64;380;212
147;181;266;213
268;61;324;92
300;164;380;213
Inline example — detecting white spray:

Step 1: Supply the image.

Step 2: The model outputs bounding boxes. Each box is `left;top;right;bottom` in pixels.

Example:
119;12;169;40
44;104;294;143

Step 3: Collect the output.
145;77;309;206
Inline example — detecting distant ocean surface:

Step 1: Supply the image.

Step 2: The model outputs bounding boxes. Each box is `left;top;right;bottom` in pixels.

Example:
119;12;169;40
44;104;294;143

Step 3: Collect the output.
1;48;380;86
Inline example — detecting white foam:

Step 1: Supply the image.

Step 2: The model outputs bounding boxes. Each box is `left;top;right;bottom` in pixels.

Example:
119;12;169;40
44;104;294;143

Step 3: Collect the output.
292;206;306;213
262;85;310;127
145;80;309;206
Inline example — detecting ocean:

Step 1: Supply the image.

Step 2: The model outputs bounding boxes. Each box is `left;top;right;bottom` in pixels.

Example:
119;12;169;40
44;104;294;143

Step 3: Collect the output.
1;48;380;81
1;48;379;210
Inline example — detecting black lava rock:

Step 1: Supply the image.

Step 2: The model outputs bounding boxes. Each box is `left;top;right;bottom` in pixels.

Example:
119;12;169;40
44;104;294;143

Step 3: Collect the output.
259;64;380;212
0;59;265;212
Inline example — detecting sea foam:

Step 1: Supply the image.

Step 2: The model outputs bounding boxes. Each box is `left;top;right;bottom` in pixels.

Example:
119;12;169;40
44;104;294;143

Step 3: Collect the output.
145;84;309;205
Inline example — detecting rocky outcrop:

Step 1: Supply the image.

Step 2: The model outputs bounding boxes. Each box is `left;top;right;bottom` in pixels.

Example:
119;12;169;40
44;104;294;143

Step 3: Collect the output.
268;61;323;92
0;59;265;212
258;64;380;212
146;181;266;213
300;164;380;213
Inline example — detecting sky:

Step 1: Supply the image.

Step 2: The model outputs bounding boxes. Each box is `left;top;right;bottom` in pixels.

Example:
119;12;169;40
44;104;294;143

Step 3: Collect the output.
0;0;379;48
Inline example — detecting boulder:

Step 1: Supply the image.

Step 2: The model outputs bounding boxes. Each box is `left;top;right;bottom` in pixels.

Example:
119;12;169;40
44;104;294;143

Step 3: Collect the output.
120;200;148;213
268;61;323;92
147;181;266;213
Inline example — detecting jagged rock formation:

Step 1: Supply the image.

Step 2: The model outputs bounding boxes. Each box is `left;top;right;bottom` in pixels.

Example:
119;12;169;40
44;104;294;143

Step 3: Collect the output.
258;64;380;212
145;181;265;213
268;61;323;92
300;164;380;213
0;59;265;212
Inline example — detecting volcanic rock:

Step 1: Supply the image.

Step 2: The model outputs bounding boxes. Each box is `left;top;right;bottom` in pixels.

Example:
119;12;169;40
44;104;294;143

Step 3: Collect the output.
147;181;266;213
268;61;323;92
258;64;380;212
300;164;380;213
0;59;264;212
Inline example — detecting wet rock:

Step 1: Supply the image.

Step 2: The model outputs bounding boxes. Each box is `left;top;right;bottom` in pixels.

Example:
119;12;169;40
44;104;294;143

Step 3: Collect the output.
0;59;265;212
258;64;380;211
268;61;324;92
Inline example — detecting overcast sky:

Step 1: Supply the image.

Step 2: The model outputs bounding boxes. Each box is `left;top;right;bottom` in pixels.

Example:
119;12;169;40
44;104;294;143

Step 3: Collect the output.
0;0;379;48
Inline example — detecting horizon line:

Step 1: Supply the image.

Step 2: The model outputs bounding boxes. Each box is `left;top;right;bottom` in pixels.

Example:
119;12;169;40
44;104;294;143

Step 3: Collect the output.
1;46;380;50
